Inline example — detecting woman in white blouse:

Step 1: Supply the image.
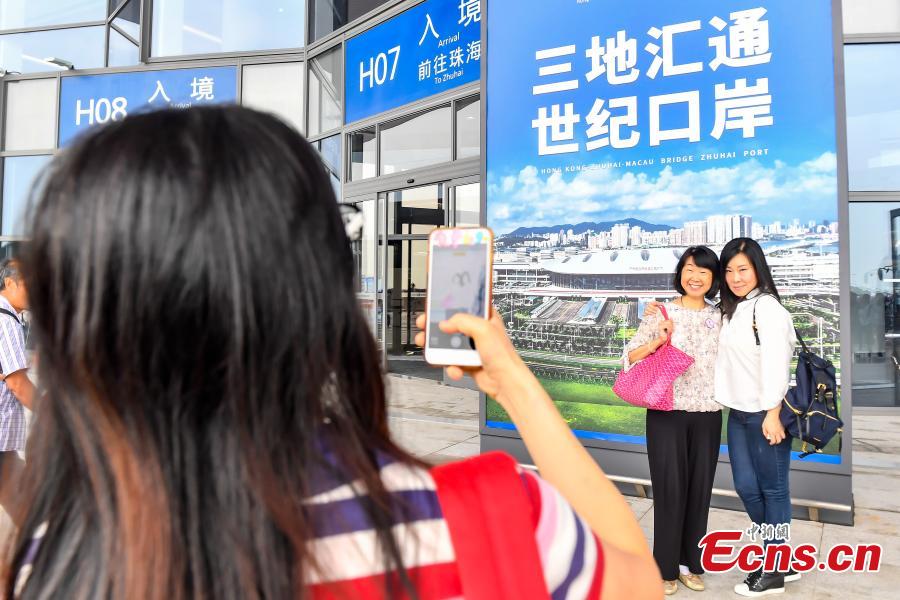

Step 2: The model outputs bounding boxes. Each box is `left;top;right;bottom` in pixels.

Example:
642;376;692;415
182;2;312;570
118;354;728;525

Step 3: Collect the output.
624;246;723;596
715;238;798;597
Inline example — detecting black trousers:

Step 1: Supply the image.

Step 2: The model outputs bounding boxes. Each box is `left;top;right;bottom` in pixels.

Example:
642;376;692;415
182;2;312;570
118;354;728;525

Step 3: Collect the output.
646;409;722;581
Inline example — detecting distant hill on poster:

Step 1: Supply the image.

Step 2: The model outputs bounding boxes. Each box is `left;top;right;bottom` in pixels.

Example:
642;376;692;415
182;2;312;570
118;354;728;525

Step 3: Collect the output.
505;218;674;238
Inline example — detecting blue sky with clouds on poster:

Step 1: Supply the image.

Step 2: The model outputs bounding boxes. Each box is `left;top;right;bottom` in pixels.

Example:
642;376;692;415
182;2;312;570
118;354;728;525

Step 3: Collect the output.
486;0;840;234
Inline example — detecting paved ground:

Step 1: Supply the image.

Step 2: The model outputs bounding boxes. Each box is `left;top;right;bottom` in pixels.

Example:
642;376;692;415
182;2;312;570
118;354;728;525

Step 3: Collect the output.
387;374;898;599
3;375;893;597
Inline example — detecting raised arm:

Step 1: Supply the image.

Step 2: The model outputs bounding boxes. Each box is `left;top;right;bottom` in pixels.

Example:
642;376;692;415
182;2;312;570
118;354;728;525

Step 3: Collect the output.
624;309;670;369
415;311;661;599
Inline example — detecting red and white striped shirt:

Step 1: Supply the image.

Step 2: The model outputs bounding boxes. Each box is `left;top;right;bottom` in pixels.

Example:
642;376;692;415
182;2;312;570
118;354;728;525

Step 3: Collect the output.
306;456;604;599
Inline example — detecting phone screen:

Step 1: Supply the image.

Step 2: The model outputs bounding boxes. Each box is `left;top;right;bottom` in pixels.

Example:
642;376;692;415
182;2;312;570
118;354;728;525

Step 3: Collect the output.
428;238;489;350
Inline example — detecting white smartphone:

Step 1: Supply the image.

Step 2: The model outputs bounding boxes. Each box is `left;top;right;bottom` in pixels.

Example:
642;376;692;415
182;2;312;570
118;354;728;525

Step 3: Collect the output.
424;227;493;367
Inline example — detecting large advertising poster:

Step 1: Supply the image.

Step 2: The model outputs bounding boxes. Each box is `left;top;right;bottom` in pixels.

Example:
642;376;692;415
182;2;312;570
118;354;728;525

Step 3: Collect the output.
485;0;842;462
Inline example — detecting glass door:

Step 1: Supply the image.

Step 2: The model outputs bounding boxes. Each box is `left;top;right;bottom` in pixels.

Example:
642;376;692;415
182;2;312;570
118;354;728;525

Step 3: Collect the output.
891;208;900;405
378;184;447;378
347;195;377;335
349;179;481;379
448;179;481;227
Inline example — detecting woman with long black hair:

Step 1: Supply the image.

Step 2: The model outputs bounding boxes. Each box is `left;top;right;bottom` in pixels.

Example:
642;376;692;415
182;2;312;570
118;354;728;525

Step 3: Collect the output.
3;106;659;599
716;238;799;597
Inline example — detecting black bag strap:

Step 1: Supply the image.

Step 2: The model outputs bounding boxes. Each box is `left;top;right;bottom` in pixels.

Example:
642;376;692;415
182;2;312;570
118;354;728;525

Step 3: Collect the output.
812;369;837;413
752;301;760;345
751;294;810;353
751;294;773;346
794;328;811;355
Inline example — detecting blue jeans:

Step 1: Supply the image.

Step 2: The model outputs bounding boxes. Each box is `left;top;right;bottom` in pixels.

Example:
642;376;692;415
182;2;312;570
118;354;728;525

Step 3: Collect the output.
727;409;791;545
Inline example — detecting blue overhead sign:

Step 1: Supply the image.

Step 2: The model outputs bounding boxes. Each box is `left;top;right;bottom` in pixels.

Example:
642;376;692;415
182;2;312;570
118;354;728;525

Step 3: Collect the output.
58;66;238;146
344;0;481;124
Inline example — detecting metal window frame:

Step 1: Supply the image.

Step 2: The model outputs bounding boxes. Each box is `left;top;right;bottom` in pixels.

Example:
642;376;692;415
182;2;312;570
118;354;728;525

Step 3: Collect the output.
378;102;454;174
342;86;481;189
0;156;53;235
144;0;311;62
0;22;109;75
844;32;900;44
240;59;307;136
843;41;900;197
847;192;900;413
306;42;343;137
844;39;900;410
307;0;417;53
0;21;107;36
0;75;61;155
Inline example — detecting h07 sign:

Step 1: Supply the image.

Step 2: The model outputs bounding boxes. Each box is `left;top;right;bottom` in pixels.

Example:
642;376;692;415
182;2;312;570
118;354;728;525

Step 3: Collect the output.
344;0;481;124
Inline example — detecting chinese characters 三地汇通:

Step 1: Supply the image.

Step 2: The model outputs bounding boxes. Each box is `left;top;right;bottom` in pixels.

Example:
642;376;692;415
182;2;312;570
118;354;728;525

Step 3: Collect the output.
530;7;774;156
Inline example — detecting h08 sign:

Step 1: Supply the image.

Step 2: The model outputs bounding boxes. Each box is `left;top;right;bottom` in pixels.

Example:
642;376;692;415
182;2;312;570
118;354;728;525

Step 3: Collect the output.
58;66;238;146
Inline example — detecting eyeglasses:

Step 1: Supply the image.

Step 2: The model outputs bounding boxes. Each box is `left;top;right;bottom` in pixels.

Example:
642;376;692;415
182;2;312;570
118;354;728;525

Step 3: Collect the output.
339;203;364;243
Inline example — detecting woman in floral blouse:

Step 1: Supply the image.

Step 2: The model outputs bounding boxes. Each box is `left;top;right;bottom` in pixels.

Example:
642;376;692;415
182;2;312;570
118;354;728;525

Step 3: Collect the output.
624;246;723;596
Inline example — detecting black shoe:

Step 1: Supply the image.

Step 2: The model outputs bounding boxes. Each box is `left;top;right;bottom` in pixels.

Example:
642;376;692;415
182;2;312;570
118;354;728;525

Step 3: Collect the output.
742;568;762;587
783;568;801;583
734;572;785;597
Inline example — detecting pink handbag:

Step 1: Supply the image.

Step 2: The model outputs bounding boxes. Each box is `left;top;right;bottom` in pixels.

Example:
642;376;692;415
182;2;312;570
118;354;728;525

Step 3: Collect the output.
613;305;694;411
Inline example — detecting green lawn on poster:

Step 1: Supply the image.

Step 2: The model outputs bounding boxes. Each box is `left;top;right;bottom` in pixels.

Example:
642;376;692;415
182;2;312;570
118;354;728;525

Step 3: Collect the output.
485;377;841;455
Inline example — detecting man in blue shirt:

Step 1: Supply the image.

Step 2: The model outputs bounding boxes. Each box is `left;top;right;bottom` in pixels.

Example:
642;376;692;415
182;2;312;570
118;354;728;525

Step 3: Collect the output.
0;257;33;523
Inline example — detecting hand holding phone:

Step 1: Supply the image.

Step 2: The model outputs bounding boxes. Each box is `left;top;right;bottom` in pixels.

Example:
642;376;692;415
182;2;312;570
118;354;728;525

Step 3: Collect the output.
424;227;493;366
418;309;529;400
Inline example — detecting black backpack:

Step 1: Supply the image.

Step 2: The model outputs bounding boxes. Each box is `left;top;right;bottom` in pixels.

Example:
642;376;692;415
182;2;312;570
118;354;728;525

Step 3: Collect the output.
752;299;843;458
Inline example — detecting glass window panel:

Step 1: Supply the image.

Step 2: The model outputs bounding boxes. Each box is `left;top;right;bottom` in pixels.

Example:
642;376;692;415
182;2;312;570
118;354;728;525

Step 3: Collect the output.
453;182;480;226
152;0;304;57
318;134;341;175
384;237;428;356
241;62;304;133
843;0;900;35
348;128;375;181
2;156;52;236
0;1;106;30
381;107;452;175
308;69;321;136
0;26;105;74
108;26;139;67
0;241;24;262
111;0;140;40
385;184;445;236
4;78;57;151
356;199;376;291
309;0;347;42
307;47;342;136
845;44;900;191
330;171;340;199
314;136;341;199
455;96;480;160
309;0;392;43
850;201;900;407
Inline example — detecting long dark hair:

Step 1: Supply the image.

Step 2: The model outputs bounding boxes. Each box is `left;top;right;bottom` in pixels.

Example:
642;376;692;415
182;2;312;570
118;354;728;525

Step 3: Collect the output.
719;237;780;320
6;106;420;599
